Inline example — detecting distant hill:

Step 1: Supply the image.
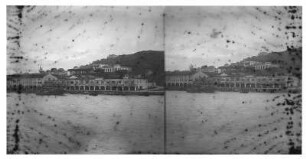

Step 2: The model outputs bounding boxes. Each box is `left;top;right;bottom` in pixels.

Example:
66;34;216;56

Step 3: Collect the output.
90;50;165;86
243;47;302;78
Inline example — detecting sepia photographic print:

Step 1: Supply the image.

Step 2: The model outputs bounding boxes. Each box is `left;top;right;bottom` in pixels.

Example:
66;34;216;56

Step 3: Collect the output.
6;5;302;155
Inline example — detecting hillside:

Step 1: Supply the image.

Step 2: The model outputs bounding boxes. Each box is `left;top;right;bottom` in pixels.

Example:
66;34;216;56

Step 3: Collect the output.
90;50;165;86
242;47;302;78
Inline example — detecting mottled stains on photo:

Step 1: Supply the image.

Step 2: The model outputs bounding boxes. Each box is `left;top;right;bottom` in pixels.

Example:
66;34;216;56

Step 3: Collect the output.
7;6;165;154
7;6;302;155
165;6;301;154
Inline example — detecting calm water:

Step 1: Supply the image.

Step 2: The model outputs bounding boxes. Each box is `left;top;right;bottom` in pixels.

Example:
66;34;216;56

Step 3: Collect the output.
7;93;164;154
7;91;301;154
166;91;301;154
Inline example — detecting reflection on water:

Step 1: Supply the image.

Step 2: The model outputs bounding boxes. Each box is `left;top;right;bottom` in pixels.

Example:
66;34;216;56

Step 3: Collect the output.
166;91;301;154
7;93;164;154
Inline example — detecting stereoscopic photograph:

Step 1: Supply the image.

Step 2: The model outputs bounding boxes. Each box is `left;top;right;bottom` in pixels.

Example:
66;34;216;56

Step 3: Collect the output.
7;5;302;154
7;6;165;154
165;6;301;154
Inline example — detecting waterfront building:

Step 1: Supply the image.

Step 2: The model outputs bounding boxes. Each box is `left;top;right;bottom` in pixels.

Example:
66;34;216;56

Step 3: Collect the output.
43;74;66;88
7;74;44;90
7;73;65;91
166;71;192;87
65;75;150;92
166;70;209;87
165;67;301;92
215;75;300;92
7;73;62;91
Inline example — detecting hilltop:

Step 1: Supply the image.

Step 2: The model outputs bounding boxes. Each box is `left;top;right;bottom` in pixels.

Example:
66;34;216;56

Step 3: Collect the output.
220;47;302;78
244;47;302;78
85;50;165;86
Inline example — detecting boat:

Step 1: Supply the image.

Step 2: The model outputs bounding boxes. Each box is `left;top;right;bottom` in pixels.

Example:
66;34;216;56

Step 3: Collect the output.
186;85;216;93
36;88;65;96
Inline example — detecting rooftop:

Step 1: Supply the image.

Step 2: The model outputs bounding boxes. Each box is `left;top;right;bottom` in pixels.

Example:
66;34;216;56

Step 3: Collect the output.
166;71;193;76
7;73;46;79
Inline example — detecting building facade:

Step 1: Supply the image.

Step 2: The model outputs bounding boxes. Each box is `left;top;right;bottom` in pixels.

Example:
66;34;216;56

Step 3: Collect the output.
212;75;300;92
165;69;301;92
254;62;280;70
65;76;150;92
166;70;209;87
7;73;62;91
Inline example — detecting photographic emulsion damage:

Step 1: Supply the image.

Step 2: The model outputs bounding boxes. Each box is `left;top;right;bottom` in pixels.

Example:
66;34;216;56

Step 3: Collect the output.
7;6;302;155
7;6;165;154
165;6;301;154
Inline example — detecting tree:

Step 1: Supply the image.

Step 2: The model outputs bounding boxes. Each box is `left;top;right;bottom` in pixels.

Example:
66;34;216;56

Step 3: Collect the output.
58;68;65;72
51;68;57;72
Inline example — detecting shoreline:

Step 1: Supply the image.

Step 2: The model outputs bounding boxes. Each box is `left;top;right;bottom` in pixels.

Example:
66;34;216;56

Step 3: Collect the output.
165;87;301;94
7;90;165;96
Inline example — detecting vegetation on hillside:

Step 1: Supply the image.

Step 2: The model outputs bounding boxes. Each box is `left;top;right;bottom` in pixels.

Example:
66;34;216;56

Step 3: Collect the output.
88;50;165;86
223;47;302;78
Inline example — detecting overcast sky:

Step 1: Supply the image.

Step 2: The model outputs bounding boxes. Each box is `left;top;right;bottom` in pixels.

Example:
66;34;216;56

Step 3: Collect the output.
165;6;302;71
7;6;164;74
7;6;302;73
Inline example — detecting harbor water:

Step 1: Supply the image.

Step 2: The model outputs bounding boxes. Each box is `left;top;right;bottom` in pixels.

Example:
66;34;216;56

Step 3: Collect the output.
166;91;301;154
7;93;164;154
7;91;301;154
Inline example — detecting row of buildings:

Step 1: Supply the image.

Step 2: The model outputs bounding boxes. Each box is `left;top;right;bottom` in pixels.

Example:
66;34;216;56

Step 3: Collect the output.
7;52;161;93
190;61;280;75
70;64;131;75
8;68;300;93
240;61;280;70
166;70;301;92
7;73;155;92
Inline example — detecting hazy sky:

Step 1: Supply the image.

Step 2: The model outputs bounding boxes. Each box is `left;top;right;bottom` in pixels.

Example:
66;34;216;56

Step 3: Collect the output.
7;6;302;73
7;6;164;74
165;6;302;71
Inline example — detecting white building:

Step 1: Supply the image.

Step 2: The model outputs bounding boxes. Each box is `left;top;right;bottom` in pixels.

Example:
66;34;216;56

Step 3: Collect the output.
254;62;280;70
101;64;131;72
